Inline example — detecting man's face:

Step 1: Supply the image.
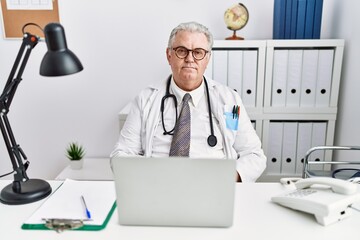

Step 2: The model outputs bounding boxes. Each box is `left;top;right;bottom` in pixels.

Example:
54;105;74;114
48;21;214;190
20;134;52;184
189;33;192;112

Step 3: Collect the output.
166;30;210;91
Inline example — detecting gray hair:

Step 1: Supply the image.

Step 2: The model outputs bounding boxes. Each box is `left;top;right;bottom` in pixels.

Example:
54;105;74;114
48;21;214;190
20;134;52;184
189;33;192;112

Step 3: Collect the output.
167;22;213;50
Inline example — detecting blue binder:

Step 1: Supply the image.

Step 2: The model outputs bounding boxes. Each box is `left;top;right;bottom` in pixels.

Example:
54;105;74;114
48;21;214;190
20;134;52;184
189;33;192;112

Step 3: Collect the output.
284;0;293;39
295;0;307;39
304;0;316;39
290;0;298;39
313;0;323;39
273;0;286;39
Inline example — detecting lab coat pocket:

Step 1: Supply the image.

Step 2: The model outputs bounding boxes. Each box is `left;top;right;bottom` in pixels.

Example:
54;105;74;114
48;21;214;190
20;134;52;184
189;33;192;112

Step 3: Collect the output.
224;112;239;131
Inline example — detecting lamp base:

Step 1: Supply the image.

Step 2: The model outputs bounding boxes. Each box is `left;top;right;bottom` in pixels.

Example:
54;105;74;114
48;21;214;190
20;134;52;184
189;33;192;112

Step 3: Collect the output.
0;179;52;205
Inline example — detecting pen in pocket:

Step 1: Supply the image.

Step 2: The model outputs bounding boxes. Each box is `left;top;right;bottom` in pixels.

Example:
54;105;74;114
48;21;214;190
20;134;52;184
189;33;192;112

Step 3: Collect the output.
232;105;240;119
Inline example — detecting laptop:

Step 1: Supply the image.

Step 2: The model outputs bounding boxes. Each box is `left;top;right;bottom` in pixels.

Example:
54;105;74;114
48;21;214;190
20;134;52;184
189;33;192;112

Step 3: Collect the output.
112;156;237;227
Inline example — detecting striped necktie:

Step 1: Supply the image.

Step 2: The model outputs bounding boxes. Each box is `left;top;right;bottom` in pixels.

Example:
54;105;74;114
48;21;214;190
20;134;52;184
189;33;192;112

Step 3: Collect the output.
169;93;191;156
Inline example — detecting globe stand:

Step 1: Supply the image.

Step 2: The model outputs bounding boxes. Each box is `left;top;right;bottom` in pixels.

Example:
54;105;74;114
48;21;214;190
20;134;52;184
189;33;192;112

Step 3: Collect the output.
225;30;244;40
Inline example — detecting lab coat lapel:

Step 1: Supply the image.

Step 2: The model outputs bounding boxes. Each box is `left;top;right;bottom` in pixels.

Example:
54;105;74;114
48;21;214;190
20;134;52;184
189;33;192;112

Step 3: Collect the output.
143;80;167;157
207;80;237;159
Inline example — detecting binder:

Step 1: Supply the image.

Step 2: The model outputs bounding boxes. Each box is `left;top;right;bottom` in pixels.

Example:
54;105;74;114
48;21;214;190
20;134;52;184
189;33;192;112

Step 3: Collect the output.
242;50;258;107
304;0;316;39
309;122;327;171
300;49;319;107
267;121;283;174
272;49;288;107
290;0;298;39
296;122;313;174
22;179;116;231
273;0;286;39
286;50;303;107
313;0;323;39
281;122;298;174
227;50;243;93
315;49;334;107
296;0;307;39
212;50;228;86
284;0;293;39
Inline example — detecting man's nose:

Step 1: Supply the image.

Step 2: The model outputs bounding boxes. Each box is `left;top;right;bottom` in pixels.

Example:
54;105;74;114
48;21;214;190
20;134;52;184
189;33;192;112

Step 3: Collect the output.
184;51;195;62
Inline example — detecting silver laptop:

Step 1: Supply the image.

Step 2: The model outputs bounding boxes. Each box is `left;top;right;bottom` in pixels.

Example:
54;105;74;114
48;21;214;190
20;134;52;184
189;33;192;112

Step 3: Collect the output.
112;156;236;227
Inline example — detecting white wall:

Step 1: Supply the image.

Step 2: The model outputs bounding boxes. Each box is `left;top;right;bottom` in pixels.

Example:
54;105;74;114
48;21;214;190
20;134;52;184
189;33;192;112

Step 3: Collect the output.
0;0;352;179
330;1;360;159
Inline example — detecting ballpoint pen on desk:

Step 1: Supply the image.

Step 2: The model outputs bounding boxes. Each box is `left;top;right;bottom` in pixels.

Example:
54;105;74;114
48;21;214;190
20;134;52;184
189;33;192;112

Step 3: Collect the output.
81;195;92;219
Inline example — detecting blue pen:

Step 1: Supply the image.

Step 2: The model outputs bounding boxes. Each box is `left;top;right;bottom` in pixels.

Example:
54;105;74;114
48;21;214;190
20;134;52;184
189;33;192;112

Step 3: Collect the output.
81;195;91;219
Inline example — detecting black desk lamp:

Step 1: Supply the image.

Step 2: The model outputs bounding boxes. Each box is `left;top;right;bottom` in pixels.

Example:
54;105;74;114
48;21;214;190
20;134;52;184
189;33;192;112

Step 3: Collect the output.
0;23;83;205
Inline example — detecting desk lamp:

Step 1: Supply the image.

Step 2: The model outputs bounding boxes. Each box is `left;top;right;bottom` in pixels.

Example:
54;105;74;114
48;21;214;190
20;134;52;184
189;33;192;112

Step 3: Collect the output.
0;23;83;205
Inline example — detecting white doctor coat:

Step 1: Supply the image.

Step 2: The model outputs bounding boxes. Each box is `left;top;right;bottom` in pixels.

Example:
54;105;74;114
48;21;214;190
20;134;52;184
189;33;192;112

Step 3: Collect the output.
111;76;266;182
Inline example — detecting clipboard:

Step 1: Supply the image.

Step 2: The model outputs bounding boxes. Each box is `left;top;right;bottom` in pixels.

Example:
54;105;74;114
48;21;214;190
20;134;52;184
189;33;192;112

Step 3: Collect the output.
21;179;116;232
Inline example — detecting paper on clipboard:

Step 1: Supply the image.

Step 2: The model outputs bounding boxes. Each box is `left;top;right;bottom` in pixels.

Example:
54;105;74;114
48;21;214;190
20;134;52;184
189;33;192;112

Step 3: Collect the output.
22;179;116;230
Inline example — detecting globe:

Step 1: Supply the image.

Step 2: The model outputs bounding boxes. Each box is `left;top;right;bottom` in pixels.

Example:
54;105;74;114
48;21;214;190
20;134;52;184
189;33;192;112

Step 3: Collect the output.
224;3;249;40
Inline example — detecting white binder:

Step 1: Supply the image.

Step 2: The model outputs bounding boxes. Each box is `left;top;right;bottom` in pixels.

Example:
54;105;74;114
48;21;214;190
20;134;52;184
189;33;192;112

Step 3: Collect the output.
309;122;327;171
281;122;298;174
267;122;283;174
315;49;334;107
227;50;243;93
300;50;319;107
242;50;258;107
212;50;228;86
286;50;303;107
296;122;313;174
272;50;288;107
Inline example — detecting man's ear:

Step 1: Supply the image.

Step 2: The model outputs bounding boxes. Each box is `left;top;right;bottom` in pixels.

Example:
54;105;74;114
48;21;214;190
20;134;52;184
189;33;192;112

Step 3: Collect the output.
166;48;171;64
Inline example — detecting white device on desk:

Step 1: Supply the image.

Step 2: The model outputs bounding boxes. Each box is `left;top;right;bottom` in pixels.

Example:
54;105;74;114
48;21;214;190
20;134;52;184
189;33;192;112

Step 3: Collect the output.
272;177;360;226
112;156;237;227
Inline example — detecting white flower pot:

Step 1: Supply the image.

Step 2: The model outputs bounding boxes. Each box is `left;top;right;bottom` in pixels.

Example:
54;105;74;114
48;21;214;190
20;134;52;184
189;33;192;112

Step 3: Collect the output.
70;159;83;170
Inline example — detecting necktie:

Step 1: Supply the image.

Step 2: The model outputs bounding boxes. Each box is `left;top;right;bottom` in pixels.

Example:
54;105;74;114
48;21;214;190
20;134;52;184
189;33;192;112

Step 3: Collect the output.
169;93;191;156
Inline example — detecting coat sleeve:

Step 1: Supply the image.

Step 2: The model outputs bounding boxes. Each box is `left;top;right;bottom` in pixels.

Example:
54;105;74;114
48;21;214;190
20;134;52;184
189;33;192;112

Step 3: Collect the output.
233;101;267;182
214;82;266;182
110;89;151;167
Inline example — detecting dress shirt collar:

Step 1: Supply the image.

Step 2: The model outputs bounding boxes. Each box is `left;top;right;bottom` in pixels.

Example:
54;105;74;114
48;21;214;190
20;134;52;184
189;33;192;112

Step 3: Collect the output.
170;76;205;107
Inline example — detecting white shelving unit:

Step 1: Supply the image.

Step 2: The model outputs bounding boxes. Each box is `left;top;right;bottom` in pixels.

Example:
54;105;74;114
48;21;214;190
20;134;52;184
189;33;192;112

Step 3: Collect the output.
261;39;344;181
118;39;345;182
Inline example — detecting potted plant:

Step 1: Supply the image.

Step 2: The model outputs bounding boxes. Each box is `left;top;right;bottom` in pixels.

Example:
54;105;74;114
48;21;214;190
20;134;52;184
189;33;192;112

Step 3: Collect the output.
66;142;85;170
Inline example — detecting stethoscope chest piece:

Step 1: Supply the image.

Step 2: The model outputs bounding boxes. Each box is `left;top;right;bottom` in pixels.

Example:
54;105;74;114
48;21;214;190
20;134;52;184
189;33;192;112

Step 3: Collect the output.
207;135;217;147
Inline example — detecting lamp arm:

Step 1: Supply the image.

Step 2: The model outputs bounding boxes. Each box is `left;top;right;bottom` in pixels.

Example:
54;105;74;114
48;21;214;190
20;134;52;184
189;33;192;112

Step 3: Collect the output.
0;33;38;183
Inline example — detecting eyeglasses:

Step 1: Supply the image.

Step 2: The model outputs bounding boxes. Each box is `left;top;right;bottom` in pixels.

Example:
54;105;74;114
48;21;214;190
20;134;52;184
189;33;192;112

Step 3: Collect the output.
172;46;209;60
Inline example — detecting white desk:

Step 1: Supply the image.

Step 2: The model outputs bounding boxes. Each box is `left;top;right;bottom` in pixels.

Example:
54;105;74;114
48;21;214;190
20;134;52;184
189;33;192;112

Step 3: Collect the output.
55;158;113;180
0;180;359;240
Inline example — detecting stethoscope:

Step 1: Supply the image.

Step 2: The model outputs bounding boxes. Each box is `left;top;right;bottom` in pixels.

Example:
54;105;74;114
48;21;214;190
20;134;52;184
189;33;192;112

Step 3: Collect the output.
160;75;217;147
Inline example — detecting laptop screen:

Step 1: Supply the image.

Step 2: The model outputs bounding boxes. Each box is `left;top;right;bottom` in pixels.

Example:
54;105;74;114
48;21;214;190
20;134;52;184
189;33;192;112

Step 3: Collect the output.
112;156;237;227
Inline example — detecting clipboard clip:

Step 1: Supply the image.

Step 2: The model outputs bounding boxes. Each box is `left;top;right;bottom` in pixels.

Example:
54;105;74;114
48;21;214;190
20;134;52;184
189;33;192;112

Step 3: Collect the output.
43;218;84;233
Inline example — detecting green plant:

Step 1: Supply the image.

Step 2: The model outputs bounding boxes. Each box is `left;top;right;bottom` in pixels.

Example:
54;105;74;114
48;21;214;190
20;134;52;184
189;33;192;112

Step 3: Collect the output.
66;142;85;161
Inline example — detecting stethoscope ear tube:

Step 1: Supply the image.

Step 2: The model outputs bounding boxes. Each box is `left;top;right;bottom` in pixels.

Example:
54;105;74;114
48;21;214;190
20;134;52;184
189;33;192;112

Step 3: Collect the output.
161;94;177;135
203;79;217;147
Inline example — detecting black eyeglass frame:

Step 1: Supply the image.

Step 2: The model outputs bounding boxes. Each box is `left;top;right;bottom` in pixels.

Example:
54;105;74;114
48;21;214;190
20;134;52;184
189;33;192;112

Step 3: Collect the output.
172;46;209;60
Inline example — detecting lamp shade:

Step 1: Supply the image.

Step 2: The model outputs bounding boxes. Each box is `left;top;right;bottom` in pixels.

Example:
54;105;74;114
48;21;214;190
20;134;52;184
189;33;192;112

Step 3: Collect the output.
40;23;83;76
